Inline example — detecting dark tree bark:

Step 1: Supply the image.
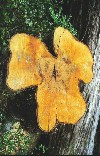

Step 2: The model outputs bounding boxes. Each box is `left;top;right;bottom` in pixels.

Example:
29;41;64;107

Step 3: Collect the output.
48;0;100;155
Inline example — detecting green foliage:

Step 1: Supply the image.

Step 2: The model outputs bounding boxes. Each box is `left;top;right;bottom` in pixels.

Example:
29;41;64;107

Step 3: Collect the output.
0;120;48;155
30;143;48;155
38;144;48;154
0;121;32;155
49;5;77;36
0;0;77;61
0;112;6;123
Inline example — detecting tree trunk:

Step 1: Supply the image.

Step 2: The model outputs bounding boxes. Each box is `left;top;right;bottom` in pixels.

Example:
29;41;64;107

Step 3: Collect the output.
48;0;100;155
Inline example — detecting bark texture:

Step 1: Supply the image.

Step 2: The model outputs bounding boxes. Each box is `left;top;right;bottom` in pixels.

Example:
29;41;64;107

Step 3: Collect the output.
48;0;100;155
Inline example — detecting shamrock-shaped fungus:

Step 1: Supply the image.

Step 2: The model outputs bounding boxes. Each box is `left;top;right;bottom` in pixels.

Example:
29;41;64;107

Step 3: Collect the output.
7;27;93;132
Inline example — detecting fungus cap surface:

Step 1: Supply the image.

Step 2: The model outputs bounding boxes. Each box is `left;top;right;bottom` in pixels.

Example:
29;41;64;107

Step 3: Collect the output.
6;27;93;132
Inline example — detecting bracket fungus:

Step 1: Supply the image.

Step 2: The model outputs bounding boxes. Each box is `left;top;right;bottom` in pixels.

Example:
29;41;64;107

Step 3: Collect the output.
7;27;93;132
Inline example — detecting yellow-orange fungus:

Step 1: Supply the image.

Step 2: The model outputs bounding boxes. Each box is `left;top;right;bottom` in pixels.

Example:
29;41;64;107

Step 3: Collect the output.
7;27;93;132
7;33;52;90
